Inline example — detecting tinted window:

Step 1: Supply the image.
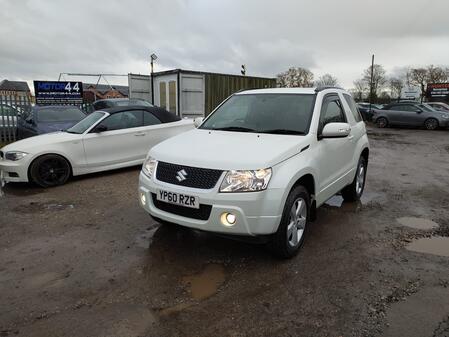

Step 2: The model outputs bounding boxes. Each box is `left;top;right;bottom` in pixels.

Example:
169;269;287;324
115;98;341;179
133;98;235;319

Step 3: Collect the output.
343;94;362;123
200;94;316;135
101;111;143;131
319;97;346;133
143;111;161;126
37;107;85;122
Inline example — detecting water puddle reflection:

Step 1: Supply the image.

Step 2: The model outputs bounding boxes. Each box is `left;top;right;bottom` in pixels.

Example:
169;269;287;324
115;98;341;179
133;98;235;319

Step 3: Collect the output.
182;264;226;300
397;217;438;230
406;237;449;257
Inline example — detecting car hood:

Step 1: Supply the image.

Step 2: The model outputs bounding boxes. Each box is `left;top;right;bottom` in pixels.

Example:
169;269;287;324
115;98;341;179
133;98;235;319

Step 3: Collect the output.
36;121;81;134
150;129;310;170
1;132;80;153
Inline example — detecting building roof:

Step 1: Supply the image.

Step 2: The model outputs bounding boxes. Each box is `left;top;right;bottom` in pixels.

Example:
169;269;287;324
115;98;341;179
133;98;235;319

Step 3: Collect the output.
0;79;31;92
153;68;276;81
83;83;129;96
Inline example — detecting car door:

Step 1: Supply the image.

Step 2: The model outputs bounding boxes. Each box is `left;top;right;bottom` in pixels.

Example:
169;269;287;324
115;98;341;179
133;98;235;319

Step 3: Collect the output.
400;104;424;126
316;94;356;201
82;110;146;169
384;104;405;124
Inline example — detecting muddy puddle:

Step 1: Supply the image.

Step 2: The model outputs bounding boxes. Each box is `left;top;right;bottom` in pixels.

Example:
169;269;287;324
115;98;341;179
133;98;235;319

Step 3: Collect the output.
182;264;226;300
324;191;382;210
406;237;449;257
397;217;438;230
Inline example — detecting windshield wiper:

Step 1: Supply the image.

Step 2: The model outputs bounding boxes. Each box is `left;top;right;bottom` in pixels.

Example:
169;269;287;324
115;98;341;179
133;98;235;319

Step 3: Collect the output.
259;129;306;135
211;126;256;132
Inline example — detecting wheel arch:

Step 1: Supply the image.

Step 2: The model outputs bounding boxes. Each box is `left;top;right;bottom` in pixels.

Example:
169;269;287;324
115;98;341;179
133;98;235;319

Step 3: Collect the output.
27;153;74;182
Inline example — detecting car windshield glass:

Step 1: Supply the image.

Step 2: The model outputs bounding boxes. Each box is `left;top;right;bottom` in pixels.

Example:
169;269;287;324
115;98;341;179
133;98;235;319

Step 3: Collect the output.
37;107;85;122
200;94;316;135
420;103;435;112
66;111;105;134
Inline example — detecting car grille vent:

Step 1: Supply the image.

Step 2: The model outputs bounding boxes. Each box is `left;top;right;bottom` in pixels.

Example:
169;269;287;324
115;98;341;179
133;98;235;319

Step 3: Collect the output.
156;161;223;189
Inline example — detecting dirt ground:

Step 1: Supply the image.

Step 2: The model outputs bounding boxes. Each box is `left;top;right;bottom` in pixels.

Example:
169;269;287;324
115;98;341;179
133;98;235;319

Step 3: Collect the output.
1;126;449;337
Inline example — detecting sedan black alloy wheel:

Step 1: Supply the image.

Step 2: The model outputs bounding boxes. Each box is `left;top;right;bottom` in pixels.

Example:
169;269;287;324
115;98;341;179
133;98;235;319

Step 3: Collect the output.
30;154;71;187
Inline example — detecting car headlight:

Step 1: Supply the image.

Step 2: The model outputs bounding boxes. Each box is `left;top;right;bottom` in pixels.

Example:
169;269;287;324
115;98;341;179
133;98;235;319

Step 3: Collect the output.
5;151;28;161
142;156;157;178
440;113;449;119
220;168;272;192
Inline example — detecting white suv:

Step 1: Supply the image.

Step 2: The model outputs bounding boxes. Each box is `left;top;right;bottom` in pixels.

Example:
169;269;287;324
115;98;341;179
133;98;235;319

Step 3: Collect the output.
138;87;369;258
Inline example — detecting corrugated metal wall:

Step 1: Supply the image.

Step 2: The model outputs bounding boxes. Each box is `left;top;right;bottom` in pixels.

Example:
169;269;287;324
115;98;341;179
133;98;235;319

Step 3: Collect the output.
204;74;276;115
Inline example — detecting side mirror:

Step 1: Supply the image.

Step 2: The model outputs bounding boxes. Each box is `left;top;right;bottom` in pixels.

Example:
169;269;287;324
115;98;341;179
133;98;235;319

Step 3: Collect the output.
321;122;351;139
193;117;204;128
93;124;108;133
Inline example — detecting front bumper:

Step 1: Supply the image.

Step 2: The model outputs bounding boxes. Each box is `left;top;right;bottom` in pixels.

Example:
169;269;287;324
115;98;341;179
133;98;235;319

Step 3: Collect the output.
138;171;283;236
0;157;30;183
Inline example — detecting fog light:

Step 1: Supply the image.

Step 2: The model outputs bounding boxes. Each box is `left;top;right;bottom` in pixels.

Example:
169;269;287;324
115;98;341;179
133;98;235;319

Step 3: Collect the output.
140;192;146;206
220;212;236;227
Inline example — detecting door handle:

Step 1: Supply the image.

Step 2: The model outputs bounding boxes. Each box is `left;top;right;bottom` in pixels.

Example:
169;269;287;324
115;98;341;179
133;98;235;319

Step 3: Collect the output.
134;132;146;137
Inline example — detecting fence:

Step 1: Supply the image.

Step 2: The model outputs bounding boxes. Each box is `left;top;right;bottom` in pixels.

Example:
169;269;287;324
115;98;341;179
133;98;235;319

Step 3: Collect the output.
0;95;32;143
0;96;93;144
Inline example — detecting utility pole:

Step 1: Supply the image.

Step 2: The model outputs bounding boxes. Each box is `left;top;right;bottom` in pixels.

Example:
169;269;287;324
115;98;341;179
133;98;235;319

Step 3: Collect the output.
369;54;375;112
150;53;158;104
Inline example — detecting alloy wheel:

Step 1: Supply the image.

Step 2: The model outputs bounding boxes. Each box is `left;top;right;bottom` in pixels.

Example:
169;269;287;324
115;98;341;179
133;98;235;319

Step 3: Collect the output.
287;198;307;247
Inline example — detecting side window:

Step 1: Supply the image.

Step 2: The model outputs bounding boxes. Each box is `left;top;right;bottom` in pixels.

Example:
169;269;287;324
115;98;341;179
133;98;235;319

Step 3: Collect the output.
101;111;143;131
143;111;162;126
343;94;362;123
319;97;346;134
389;105;402;111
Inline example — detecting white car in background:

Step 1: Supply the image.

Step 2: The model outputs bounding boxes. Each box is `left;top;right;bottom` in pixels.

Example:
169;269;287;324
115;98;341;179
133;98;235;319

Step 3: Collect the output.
139;87;370;258
0;106;194;187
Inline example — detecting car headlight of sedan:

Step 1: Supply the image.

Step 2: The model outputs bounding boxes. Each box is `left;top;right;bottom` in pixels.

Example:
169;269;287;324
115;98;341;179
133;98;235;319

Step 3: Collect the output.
220;168;272;192
5;151;28;161
440;113;449;119
142;156;157;178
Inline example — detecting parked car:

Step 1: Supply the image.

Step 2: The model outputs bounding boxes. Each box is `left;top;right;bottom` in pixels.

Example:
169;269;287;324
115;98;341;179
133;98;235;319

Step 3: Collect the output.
372;102;449;130
356;103;383;121
17;105;86;139
0;106;194;187
138;87;370;258
427;102;449;112
93;98;153;110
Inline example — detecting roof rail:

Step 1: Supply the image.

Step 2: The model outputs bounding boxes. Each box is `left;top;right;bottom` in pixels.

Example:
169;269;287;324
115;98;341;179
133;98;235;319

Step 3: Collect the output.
314;86;344;92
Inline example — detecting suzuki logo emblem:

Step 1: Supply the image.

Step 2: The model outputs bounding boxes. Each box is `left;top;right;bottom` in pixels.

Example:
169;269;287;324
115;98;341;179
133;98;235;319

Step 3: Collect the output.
176;169;188;182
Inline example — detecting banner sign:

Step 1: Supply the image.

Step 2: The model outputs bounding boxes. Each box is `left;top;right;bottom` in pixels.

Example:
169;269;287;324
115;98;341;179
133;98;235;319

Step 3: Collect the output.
426;83;449;101
34;81;83;105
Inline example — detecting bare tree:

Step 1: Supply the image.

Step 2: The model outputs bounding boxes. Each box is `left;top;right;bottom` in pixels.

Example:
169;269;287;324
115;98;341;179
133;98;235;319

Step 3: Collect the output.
315;73;339;87
389;77;404;100
353;79;368;101
410;68;429;101
277;67;314;88
426;65;448;83
362;64;387;100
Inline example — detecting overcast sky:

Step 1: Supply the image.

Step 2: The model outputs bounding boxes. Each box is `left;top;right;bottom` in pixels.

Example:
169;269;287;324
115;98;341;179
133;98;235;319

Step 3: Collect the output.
1;0;448;89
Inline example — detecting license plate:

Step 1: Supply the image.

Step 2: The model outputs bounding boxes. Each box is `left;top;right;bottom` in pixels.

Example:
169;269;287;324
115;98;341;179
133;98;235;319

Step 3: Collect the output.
156;189;199;209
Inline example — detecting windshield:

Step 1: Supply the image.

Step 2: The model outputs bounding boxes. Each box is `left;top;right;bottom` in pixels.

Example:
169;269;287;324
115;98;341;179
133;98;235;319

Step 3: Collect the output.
66;111;105;134
37;107;85;122
200;94;316;135
420;103;434;112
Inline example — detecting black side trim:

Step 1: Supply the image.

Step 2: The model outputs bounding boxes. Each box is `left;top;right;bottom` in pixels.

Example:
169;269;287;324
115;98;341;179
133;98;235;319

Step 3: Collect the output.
300;145;310;152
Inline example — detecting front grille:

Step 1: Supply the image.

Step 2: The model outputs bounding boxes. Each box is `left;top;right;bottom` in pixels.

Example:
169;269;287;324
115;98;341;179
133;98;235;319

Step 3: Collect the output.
156;161;223;189
151;194;212;220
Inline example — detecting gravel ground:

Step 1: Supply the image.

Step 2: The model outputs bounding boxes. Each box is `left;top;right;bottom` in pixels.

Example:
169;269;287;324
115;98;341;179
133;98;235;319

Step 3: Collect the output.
0;126;448;337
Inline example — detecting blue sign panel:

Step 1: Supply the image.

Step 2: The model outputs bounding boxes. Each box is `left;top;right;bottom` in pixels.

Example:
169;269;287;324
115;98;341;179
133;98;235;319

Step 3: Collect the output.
34;81;83;105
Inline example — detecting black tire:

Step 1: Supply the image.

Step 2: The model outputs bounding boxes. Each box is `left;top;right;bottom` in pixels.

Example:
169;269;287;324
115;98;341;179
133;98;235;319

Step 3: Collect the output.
424;118;438;130
342;156;367;202
270;185;310;259
376;117;388;128
29;154;71;187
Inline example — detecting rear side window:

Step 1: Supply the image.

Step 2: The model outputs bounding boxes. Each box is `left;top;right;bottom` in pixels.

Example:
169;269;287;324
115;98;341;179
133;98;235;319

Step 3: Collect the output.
319;96;346;134
143;111;161;126
343;94;362;123
101;111;143;131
